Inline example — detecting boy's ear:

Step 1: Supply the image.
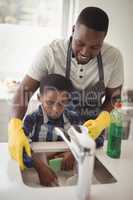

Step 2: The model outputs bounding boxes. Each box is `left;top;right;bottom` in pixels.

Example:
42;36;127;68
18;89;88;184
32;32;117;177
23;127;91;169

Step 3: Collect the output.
72;25;75;35
37;93;41;101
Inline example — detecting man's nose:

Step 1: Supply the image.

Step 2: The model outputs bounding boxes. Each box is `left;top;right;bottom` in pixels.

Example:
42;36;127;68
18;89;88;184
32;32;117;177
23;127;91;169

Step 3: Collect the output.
80;46;91;57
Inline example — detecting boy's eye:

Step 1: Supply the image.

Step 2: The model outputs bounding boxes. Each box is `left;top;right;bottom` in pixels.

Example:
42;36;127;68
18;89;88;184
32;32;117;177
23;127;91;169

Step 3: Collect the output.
45;98;70;107
46;100;55;106
61;99;69;105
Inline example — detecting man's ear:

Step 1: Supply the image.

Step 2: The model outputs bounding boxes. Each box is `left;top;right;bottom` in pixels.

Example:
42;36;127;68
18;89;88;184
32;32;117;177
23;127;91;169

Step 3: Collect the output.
72;25;75;35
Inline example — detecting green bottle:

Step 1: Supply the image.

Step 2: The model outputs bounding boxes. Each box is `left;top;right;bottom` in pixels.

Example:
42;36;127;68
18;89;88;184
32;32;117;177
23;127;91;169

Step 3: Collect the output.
107;102;123;158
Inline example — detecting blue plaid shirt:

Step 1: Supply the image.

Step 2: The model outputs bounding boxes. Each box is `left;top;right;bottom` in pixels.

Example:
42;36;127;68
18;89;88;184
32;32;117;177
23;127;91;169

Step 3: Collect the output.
23;105;80;142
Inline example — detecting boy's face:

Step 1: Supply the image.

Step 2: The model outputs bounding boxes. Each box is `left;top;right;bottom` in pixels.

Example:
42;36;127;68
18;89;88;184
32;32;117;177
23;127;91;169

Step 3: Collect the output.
39;89;70;119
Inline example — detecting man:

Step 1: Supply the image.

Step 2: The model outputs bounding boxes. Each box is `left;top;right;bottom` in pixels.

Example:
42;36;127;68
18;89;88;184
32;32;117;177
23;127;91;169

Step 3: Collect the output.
8;7;124;169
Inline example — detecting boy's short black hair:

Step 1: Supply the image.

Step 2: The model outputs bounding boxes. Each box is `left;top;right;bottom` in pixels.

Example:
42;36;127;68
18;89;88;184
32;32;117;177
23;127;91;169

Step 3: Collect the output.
77;7;109;33
39;74;73;95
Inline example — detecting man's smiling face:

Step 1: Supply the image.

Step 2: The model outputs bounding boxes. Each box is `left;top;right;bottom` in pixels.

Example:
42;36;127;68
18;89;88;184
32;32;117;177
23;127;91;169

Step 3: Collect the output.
72;24;106;64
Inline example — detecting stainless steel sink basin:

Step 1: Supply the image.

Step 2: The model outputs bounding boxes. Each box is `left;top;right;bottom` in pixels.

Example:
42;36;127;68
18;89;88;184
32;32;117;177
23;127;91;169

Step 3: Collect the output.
93;157;117;184
21;153;117;187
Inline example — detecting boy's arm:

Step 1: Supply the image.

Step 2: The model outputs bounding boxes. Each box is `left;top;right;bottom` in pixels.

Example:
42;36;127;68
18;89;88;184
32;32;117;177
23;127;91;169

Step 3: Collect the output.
31;150;58;186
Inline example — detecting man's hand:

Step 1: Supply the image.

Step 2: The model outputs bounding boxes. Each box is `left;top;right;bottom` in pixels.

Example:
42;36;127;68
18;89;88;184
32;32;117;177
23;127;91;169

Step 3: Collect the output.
102;86;122;112
84;111;110;139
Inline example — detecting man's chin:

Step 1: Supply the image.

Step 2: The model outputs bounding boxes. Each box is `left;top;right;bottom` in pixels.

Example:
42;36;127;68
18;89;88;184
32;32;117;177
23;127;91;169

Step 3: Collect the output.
77;59;90;65
79;61;88;65
76;57;92;65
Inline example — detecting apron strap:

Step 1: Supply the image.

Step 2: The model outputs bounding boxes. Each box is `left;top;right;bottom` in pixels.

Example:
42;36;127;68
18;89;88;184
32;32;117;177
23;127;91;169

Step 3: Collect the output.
97;52;104;82
65;36;72;79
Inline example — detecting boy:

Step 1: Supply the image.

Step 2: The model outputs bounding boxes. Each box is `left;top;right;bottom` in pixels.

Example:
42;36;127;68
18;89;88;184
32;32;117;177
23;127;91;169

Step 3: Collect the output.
23;74;80;186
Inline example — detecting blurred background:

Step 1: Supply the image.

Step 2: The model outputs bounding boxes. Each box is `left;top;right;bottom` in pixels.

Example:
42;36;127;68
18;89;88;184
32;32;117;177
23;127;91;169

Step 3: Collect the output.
0;0;133;141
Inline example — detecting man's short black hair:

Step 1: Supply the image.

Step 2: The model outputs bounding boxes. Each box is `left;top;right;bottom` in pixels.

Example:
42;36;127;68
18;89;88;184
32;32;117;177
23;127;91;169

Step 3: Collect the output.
39;74;73;95
77;7;109;33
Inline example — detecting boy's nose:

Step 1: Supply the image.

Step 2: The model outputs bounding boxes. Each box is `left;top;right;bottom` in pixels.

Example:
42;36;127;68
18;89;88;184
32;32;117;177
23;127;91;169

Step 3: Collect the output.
52;104;60;113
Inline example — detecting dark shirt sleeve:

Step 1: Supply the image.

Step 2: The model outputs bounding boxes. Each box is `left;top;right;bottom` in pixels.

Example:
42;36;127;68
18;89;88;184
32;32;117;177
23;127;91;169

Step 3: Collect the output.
64;108;81;125
23;113;37;136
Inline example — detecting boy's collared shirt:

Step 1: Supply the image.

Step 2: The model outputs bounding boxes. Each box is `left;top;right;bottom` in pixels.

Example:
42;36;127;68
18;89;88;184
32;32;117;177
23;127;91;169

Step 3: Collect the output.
23;104;80;142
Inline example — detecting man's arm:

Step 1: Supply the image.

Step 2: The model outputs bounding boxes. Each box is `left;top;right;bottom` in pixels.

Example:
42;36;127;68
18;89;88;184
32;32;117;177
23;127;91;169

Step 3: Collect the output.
102;85;123;112
11;75;40;119
83;86;122;140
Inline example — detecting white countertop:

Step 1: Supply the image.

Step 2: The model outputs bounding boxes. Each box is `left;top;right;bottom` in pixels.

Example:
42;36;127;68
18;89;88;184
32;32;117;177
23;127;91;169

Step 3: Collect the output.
91;140;133;200
0;140;133;200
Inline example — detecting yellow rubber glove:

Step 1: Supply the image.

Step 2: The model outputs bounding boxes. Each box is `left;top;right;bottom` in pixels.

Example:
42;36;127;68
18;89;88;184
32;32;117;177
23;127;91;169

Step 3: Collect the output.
8;118;31;170
83;111;111;140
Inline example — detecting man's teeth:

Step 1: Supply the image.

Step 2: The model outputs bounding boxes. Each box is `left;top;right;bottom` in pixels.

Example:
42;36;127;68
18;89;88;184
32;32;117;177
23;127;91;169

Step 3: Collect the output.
80;55;88;59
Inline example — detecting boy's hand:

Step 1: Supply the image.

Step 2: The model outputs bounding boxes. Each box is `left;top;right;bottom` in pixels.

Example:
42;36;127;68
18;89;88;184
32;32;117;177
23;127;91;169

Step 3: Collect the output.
53;151;75;171
32;153;58;186
61;151;75;170
38;163;58;186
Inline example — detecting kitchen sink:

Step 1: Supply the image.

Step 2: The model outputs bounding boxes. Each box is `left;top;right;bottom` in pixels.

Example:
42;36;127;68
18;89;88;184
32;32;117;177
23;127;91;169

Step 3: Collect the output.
21;153;117;187
93;157;117;184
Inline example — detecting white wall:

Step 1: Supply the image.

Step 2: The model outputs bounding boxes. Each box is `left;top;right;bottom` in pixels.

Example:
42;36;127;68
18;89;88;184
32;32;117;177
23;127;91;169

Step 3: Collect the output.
78;0;133;89
0;24;61;81
0;0;132;88
0;1;75;81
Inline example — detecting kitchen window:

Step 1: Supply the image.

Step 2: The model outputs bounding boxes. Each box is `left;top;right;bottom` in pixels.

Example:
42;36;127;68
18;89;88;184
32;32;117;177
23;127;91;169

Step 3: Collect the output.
0;0;78;79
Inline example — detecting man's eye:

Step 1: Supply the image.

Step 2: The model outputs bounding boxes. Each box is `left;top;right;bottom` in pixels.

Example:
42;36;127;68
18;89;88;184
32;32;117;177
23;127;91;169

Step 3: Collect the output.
46;101;55;106
91;46;101;50
76;41;84;47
